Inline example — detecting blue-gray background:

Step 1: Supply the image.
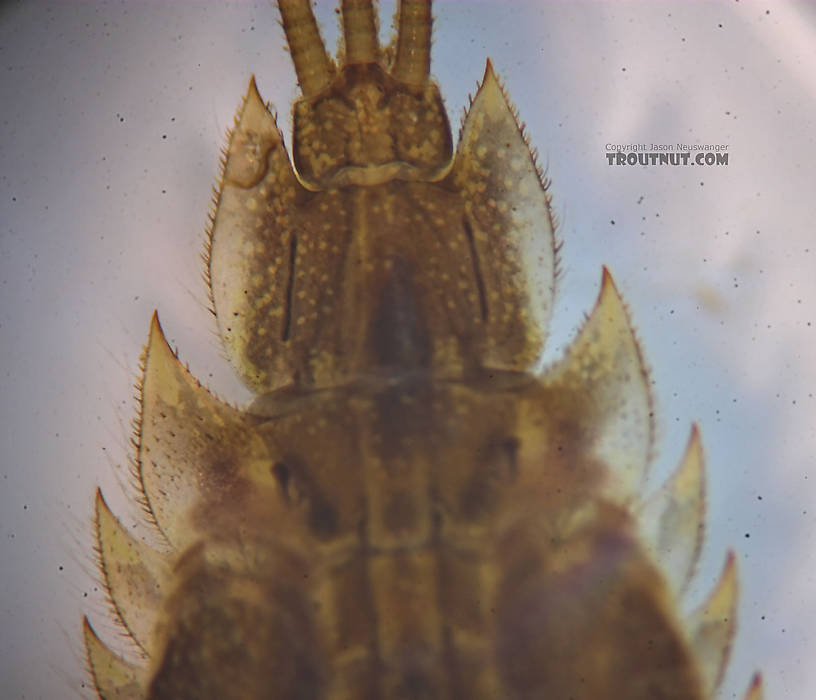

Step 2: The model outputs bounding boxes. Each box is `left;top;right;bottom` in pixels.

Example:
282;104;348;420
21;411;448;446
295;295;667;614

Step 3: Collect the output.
1;0;814;697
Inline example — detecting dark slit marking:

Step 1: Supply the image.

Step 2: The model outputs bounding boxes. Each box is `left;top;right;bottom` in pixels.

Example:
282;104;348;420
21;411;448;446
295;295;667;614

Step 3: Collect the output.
272;458;338;538
463;218;488;322
282;233;297;342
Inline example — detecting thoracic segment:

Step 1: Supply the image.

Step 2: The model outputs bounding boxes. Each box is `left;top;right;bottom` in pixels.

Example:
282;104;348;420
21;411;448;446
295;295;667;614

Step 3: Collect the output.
85;1;762;699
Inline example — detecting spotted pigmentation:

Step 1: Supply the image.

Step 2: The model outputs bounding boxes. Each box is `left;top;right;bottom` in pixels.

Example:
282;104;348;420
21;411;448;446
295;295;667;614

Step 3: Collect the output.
84;2;763;699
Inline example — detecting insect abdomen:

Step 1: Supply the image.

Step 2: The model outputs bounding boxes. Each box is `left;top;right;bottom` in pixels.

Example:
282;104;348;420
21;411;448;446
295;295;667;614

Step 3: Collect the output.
83;1;763;698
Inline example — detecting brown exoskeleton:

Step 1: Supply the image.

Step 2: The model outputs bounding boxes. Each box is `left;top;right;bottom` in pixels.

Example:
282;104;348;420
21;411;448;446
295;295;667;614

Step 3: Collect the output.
83;2;763;698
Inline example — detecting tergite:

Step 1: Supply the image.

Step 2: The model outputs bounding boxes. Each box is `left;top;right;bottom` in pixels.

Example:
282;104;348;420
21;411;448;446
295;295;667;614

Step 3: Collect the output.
84;2;763;698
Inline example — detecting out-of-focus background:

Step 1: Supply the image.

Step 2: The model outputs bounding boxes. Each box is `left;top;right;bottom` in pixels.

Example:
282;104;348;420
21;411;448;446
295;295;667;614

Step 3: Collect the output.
1;1;813;697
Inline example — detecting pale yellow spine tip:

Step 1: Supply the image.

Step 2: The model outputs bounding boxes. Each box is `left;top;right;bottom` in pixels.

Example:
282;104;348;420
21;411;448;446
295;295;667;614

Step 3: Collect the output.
247;74;260;98
744;672;764;700
600;265;616;290
148;311;169;351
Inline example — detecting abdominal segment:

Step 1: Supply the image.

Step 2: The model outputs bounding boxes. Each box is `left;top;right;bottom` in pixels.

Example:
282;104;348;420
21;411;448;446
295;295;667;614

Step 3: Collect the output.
84;1;760;697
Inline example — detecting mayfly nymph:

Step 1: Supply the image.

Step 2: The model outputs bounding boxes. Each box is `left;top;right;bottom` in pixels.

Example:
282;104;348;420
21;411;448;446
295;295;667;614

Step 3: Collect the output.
83;1;763;698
